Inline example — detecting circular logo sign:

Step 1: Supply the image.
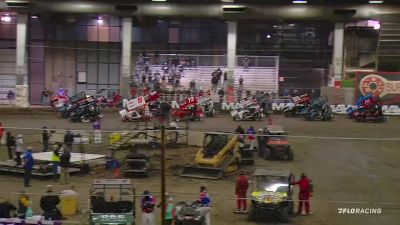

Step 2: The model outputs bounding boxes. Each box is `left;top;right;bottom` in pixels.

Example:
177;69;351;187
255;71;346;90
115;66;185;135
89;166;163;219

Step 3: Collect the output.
359;74;385;97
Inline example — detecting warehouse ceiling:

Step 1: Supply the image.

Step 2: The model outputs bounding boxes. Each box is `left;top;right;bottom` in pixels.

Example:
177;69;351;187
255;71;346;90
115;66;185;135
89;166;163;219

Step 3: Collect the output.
32;0;400;4
2;0;400;21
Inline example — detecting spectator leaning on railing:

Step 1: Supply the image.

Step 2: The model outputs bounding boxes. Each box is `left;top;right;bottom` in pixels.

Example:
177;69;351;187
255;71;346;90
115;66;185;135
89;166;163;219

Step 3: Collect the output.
7;90;15;105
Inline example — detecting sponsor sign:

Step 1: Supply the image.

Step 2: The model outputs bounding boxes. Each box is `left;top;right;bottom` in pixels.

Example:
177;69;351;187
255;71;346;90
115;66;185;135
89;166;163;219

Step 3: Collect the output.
126;96;145;110
122;98;400;115
0;218;60;225
356;72;400;104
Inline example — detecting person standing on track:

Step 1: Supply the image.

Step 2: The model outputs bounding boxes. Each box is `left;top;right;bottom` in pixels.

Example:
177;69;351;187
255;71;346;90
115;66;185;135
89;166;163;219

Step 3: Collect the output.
291;173;313;215
246;126;256;150
158;193;175;225
22;148;34;187
93;120;102;144
63;130;74;152
6;132;15;160
42;126;50;152
141;190;156;225
234;125;245;134
17;191;30;218
197;186;212;225
235;171;249;214
59;149;71;184
15;134;24;166
51;145;61;181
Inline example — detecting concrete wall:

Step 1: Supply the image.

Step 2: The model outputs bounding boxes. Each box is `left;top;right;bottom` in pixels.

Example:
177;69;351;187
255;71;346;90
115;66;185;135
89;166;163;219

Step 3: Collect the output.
0;48;16;104
45;43;76;96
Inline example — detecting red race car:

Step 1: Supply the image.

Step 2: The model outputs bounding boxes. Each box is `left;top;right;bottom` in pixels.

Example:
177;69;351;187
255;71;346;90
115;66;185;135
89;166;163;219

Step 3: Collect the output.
171;97;204;121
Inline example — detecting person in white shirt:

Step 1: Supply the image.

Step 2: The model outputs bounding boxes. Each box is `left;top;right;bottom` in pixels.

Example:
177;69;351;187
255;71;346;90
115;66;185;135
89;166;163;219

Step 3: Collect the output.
15;134;24;166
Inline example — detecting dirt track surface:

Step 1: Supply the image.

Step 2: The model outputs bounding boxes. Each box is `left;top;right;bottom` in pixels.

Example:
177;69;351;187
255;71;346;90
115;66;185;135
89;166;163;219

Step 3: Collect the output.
0;110;399;225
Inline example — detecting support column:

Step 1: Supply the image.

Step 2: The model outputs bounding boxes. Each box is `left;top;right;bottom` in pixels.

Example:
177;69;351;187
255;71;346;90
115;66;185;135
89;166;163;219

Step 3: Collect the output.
226;21;237;102
120;17;132;98
331;23;344;87
15;14;29;107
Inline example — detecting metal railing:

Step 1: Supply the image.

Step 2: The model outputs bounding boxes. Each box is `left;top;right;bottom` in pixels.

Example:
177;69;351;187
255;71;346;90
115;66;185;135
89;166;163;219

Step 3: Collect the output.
138;53;278;67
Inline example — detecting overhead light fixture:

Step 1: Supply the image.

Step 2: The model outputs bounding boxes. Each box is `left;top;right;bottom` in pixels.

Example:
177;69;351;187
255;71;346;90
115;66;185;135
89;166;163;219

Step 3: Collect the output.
5;0;30;8
221;0;234;2
369;0;383;3
152;0;167;2
222;5;246;13
289;23;295;26
1;15;12;22
293;0;308;4
273;25;278;28
31;15;38;19
96;17;103;25
368;20;381;30
266;34;271;39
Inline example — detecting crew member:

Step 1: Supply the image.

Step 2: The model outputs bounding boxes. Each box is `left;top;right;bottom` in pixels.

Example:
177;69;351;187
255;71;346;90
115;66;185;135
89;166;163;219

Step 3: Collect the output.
15;134;24;166
291;173;313;215
246;126;256;150
40;185;62;220
51;145;61;181
235;171;249;214
42;127;50;152
6;131;15;160
197;186;212;225
63;130;74;152
17;191;30;219
93;120;102;144
141;190;156;225
218;89;225;104
22;148;34;187
234;125;245;134
158;193;175;225
257;128;266;157
59;149;71;184
0;198;16;218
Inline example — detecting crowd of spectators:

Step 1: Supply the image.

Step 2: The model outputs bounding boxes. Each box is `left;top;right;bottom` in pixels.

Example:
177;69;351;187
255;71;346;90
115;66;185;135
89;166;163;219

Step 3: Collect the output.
131;50;197;92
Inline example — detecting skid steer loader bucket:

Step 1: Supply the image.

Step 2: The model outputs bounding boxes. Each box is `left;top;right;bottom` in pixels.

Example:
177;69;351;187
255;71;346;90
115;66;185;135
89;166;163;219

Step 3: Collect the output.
180;165;224;180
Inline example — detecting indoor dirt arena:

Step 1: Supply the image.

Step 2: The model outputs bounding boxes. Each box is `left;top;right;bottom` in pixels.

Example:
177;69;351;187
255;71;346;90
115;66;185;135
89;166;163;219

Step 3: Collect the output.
0;109;399;225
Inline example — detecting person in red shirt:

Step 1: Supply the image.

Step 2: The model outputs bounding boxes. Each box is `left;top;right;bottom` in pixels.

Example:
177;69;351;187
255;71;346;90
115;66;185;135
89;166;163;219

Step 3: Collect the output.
113;92;122;108
291;173;313;215
141;190;156;225
130;88;137;99
235;171;249;213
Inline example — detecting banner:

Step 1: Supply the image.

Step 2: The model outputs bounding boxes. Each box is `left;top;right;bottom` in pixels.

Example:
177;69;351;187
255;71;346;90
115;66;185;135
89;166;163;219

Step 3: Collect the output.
122;98;400;115
356;72;400;105
0;218;61;225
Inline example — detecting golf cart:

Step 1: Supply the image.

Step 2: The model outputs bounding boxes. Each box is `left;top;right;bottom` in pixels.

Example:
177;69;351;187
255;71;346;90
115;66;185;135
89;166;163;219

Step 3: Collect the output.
259;125;293;161
249;168;294;223
123;151;151;178
90;179;136;225
174;201;205;225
